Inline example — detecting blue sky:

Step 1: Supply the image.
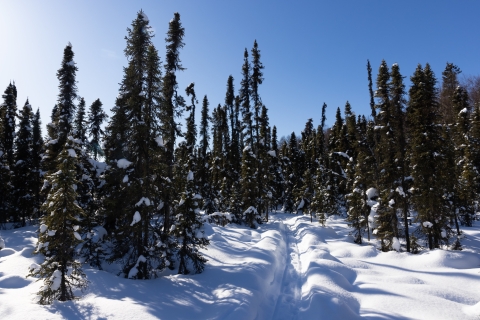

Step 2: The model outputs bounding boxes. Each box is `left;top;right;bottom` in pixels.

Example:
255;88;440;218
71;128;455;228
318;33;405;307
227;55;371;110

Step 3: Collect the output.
1;1;480;140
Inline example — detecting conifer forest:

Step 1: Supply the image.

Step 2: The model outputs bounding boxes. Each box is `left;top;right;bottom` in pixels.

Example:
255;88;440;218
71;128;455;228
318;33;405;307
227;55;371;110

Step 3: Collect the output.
1;10;480;318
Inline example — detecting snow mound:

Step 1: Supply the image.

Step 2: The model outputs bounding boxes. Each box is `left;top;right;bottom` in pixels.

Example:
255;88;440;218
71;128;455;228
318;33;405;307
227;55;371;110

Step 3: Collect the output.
117;158;132;169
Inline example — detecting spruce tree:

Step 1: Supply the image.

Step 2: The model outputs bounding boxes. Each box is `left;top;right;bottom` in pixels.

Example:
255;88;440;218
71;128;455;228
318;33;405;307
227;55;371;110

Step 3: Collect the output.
390;63;411;252
28;143;87;304
439;62;462;124
174;162;209;274
407;64;450;250
74;97;87;146
0;83;17;223
240;144;261;227
87;98;107;160
1;83;17;167
104;11;169;277
240;49;253;148
12;100;34;226
42;43;78;187
251;40;264;154
374;60;399;251
159;12;186;251
31;109;44;219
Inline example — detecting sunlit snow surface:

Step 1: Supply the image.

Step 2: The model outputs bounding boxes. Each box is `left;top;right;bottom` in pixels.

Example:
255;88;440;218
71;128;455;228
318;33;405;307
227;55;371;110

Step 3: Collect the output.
0;214;479;319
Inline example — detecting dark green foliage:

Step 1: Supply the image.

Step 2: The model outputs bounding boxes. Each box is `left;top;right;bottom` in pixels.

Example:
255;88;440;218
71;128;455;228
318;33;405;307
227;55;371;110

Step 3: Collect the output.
28;144;87;304
31;109;44;219
407;64;450;250
12;100;34;226
1;82;17;167
87;98;107;160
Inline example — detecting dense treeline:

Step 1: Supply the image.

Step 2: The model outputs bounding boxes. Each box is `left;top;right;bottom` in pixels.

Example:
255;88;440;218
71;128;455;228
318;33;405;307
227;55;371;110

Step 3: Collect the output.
0;11;479;303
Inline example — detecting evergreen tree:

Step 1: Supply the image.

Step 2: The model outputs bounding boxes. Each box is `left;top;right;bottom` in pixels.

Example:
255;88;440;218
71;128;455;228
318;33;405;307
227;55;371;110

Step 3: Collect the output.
269;125;283;210
374;60;399;251
1;82;17;167
367;60;376;118
439;62;462;124
251;40;264;154
0;82;17;223
407;64;450;250
104;11;169;277
160;12;186;250
390;63;411;252
87;98;107;160
28;143;87;304
31;109;44;219
174;163;209;274
12;100;34;226
198;95;215;214
240;144;261;227
74;97;87;146
42;43;78;187
240;49;253;148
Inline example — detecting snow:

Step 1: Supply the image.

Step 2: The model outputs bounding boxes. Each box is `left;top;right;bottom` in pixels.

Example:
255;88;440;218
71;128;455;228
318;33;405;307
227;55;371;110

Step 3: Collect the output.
460;108;468;114
130;211;141;226
139;11;149;23
395;186;406;197
297;199;305;210
50;269;62;291
423;221;434;228
135;197;151;207
366;187;378;201
47;230;56;236
334;151;350;159
128;255;147;279
122;175;129;183
39;224;48;233
117;158;132;169
67;148;76;157
0;237;4;250
74;232;82;241
267;150;276;157
155;136;165;148
0;215;479;319
392;236;401;251
187;170;194;181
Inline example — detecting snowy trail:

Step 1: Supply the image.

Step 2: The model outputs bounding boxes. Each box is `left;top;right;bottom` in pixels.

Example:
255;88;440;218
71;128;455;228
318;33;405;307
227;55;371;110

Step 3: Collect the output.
270;215;302;320
1;215;480;319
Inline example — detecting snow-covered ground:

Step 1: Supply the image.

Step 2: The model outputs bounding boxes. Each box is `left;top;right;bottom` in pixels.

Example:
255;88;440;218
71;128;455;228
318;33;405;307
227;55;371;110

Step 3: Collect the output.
1;213;479;319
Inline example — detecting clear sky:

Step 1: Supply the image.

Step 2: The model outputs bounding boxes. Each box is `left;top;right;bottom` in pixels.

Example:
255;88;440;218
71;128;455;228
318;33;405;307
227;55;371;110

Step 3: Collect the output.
1;1;480;140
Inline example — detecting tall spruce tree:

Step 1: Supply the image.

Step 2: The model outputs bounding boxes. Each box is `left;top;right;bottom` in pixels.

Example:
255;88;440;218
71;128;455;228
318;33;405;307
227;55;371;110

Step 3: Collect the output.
87;98;107;160
1;82;17;167
12;100;34;226
42;43;78;194
251;40;264;154
374;60;399;251
0;83;17;223
439;63;462;124
28;142;87;304
74;97;87;146
160;12;186;247
104;11;169;278
407;64;450;250
389;63;411;252
31;109;44;219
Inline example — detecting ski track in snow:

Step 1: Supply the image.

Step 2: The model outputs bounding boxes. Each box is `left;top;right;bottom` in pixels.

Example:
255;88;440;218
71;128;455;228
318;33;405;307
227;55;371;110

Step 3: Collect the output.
270;216;302;320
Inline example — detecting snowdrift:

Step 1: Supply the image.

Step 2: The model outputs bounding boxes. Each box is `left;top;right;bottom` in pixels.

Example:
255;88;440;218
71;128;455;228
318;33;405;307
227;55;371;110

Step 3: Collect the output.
0;214;479;319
